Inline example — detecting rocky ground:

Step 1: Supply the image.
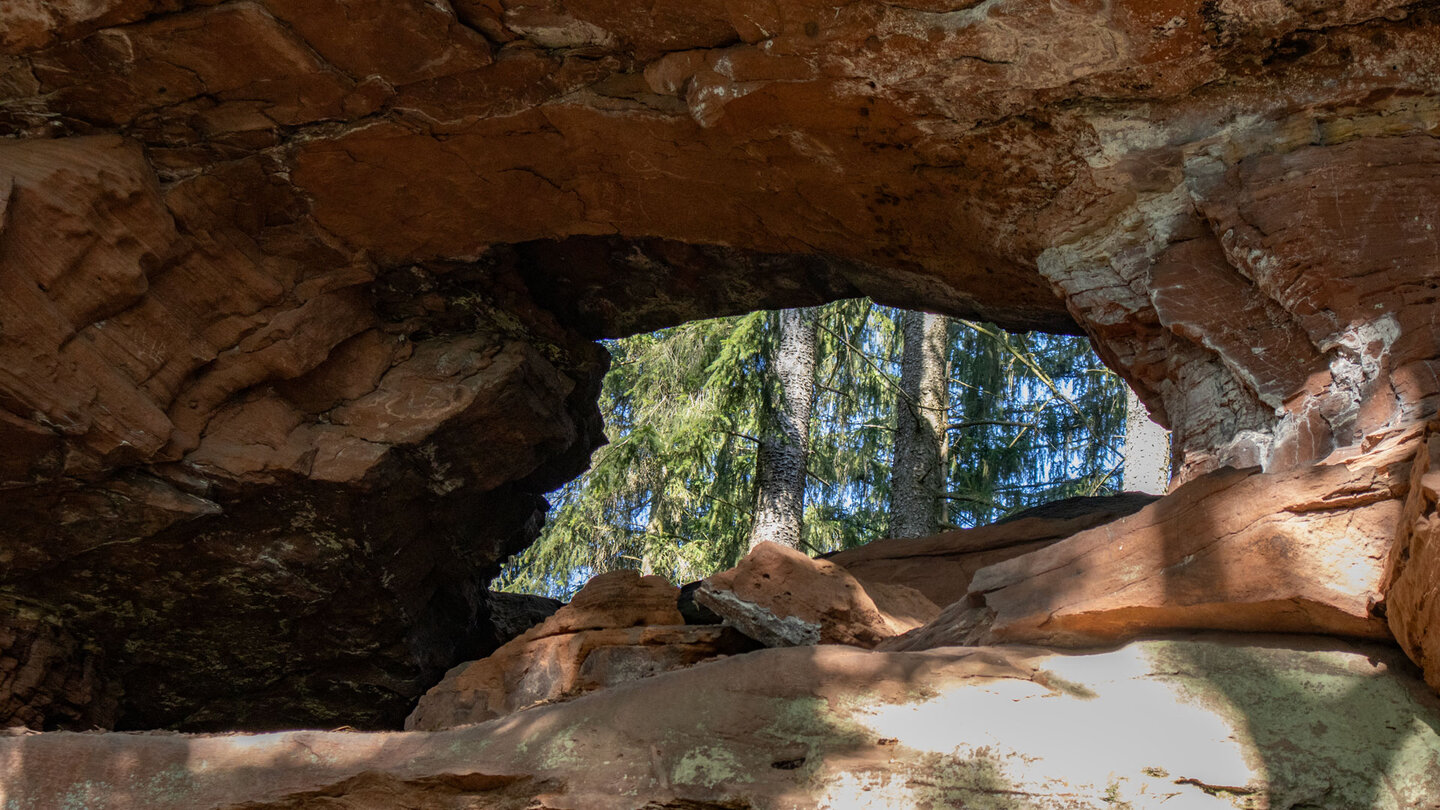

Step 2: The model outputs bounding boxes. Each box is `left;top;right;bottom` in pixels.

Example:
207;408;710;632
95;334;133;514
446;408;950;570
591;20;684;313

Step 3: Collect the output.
7;424;1440;807
7;637;1440;809
2;0;1439;732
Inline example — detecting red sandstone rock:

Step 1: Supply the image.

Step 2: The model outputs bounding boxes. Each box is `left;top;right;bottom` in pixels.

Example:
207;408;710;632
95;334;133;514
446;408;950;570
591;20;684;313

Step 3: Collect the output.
1382;422;1440;694
825;494;1157;608
405;624;757;730
696;541;940;648
520;570;686;641
406;571;755;729
9;637;1440;809
0;131;610;729
1;0;1439;728
0;607;119;731
887;437;1419;651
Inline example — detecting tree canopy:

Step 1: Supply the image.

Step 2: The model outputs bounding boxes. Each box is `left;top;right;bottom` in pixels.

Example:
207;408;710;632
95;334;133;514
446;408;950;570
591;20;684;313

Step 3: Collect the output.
493;299;1127;599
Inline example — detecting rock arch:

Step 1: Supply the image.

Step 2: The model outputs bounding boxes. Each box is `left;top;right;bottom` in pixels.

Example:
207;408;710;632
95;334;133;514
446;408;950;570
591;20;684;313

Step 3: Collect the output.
0;0;1437;728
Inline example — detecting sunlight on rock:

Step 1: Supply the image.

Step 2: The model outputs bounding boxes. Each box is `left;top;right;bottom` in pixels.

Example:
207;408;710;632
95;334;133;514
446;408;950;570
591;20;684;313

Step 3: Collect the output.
843;644;1257;807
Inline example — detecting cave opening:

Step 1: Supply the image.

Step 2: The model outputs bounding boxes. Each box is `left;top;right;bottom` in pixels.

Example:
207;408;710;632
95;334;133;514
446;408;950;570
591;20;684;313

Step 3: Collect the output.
494;296;1163;601
5;0;1440;801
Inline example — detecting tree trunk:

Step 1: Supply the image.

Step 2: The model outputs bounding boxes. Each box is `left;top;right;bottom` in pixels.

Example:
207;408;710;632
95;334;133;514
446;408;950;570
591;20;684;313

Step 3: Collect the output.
749;308;818;550
1122;386;1171;494
890;310;948;538
640;493;662;576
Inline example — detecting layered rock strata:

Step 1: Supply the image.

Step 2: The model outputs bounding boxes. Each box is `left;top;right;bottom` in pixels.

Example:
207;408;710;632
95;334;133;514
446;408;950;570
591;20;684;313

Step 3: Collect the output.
0;140;613;729
823;493;1159;608
696;541;941;648
407;570;760;730
1;0;1438;729
886;430;1421;651
1382;421;1440;693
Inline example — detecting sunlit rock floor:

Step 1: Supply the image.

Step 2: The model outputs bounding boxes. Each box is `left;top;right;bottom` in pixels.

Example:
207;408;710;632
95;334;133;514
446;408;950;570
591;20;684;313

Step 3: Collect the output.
4;634;1438;810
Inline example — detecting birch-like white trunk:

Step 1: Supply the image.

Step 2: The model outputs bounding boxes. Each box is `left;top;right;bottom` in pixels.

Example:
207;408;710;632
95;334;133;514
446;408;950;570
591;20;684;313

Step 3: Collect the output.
1122;386;1171;494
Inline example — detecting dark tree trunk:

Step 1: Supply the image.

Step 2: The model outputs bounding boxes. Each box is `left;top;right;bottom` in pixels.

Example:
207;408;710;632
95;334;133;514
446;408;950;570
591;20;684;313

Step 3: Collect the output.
889;310;948;538
749;307;817;550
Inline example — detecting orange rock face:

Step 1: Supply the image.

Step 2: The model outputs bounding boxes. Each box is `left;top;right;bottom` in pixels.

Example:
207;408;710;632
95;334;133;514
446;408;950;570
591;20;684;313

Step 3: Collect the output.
697;541;940;648
1382;422;1440;693
9;636;1440;810
407;570;758;729
887;434;1422;652
1;0;1438;728
0;132;611;730
406;624;758;730
824;494;1158;608
516;570;685;639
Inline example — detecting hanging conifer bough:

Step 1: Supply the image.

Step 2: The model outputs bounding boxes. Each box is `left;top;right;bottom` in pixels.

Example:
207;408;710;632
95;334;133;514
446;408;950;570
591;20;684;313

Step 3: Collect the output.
494;299;1129;599
943;321;1128;528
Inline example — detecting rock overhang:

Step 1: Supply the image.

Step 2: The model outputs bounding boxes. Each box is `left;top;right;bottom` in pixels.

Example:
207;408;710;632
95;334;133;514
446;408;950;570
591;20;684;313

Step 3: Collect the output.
0;0;1438;729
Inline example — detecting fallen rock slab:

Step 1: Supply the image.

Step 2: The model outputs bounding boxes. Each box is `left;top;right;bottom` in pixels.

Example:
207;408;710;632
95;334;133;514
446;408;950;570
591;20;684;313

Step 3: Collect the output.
407;570;720;729
824;493;1159;608
482;590;563;647
696;541;940;648
516;569;684;642
1382;421;1440;693
7;636;1440;810
886;445;1414;651
406;624;757;730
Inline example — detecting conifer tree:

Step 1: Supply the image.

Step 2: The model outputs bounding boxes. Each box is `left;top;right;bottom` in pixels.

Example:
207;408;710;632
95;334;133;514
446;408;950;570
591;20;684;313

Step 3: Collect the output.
494;300;1126;599
889;310;948;538
943;322;1125;527
748;307;818;550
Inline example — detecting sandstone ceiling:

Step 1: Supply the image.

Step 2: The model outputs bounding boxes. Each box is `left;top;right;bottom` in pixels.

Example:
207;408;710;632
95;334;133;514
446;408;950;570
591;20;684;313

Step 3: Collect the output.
0;0;1437;730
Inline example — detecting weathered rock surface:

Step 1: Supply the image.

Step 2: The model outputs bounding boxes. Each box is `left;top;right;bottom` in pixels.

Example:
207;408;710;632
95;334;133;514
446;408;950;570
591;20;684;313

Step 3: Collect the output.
481;591;564;647
406;624;758;730
697;541;941;648
514;570;685;640
1382;421;1440;694
406;570;757;729
2;0;1439;730
0;605;119;731
887;436;1420;652
824;493;1158;608
6;636;1440;809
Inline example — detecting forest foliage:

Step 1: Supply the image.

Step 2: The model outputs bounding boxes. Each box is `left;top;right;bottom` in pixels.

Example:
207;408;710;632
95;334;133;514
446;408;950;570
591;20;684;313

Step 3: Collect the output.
494;298;1126;599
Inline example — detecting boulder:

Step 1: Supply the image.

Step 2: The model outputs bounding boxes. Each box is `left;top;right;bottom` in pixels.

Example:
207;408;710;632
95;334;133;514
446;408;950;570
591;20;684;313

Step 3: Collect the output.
1382;421;1440;693
696;541;940;648
406;624;757;730
517;569;685;641
406;570;758;729
886;439;1416;651
8;636;1440;810
824;493;1158;608
481;590;563;647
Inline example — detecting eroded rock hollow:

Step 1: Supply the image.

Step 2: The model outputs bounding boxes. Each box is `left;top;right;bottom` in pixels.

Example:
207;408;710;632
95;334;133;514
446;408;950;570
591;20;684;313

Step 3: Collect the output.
1;0;1438;738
